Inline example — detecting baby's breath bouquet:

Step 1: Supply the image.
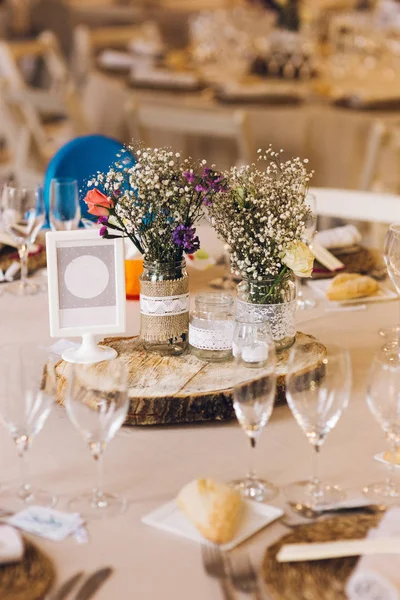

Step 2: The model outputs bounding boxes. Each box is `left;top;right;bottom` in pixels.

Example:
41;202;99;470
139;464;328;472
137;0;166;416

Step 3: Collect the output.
85;145;225;265
206;147;314;349
84;144;226;355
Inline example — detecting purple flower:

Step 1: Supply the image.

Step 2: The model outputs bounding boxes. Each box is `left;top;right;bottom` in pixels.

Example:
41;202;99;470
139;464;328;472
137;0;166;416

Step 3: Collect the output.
172;225;200;254
99;226;108;237
183;171;196;184
98;216;108;225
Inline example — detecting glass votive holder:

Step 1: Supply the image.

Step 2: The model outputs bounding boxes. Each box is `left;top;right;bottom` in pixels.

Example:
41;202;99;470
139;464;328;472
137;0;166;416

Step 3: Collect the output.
189;293;234;362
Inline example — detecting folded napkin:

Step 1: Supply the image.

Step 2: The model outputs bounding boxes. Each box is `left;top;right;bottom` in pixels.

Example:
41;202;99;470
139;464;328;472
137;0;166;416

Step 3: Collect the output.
7;506;84;542
347;508;400;600
98;50;134;69
314;225;362;250
0;526;23;564
310;240;344;272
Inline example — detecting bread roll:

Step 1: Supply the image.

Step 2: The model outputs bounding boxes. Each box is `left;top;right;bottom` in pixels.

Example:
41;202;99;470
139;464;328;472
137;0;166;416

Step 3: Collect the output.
327;273;379;301
177;479;242;545
384;449;400;465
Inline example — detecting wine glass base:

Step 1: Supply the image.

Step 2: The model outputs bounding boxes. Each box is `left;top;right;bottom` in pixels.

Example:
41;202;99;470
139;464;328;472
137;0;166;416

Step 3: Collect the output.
296;297;317;310
68;492;127;520
6;281;40;296
363;481;400;504
0;486;57;510
284;480;345;510
229;478;278;503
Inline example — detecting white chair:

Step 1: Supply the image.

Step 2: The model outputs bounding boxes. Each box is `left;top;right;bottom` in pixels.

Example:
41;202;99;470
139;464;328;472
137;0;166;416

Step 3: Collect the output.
0;32;67;95
359;120;400;193
0;32;89;134
125;100;253;167
0;31;90;174
311;187;400;247
72;24;149;87
0;81;47;187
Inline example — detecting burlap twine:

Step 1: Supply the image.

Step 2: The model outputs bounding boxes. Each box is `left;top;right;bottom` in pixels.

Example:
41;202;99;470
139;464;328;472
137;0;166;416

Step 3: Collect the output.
140;275;189;342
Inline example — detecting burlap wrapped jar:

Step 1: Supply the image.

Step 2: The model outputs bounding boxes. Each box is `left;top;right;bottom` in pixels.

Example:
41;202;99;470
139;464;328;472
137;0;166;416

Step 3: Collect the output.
140;259;189;356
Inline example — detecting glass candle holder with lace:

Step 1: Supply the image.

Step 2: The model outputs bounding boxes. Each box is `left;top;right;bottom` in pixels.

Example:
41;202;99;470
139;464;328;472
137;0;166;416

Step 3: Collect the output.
189;294;234;362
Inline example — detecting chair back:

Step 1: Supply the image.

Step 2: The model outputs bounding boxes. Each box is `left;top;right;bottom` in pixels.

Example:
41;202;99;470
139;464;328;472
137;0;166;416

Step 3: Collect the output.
44;134;133;220
359;120;400;193
0;32;68;93
126;100;252;166
72;24;146;86
312;186;400;224
0;80;48;187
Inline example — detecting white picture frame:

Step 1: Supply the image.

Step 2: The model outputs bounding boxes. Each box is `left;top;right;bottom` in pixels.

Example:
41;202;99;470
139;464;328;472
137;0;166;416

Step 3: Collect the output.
46;230;126;363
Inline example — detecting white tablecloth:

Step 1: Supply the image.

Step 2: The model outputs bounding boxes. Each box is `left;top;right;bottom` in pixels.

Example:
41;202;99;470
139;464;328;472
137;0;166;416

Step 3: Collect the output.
0;261;399;598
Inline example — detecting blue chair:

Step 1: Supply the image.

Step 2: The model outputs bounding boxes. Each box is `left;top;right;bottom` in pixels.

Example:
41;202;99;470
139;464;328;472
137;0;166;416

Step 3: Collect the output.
44;134;135;221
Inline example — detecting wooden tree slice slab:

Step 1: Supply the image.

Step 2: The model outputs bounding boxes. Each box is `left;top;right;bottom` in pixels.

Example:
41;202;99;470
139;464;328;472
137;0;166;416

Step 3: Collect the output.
55;332;326;426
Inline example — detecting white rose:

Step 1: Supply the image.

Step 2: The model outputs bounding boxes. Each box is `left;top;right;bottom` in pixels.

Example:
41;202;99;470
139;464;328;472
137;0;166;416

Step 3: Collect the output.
282;241;314;278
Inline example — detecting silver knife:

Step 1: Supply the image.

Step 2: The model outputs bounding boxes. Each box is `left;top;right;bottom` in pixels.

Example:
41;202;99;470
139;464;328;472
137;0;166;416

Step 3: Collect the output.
51;572;85;600
74;567;113;600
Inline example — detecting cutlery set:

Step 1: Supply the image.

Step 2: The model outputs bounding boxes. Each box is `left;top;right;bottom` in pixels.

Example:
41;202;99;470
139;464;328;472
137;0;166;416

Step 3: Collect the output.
202;545;265;599
201;502;391;598
49;567;113;600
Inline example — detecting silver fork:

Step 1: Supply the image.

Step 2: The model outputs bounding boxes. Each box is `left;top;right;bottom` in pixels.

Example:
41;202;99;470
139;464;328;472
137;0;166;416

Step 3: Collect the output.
228;554;263;600
201;544;235;600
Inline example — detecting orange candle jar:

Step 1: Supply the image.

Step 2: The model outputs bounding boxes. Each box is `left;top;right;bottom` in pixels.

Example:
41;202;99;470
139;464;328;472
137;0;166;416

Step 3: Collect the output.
125;258;144;300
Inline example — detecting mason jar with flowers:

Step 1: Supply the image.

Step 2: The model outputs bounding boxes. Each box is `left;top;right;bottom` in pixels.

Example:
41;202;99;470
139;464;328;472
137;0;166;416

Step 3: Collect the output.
84;145;226;356
204;147;314;351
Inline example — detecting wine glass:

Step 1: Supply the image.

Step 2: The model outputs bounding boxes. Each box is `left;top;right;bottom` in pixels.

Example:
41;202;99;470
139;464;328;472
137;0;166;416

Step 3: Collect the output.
49;178;80;231
285;343;352;509
0;185;45;295
0;343;57;508
230;318;278;501
364;348;400;503
65;359;129;519
384;223;400;331
297;192;317;310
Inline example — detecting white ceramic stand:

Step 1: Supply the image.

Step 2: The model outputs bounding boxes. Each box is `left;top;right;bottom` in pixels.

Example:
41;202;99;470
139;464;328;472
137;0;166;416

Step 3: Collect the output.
62;333;117;364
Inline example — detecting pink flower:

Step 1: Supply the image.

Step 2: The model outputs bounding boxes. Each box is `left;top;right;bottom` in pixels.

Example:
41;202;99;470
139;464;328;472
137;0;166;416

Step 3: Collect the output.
84;189;113;217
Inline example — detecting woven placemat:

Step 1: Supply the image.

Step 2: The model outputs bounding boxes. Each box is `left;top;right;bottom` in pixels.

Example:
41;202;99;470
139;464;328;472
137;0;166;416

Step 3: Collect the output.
0;539;55;600
263;513;383;600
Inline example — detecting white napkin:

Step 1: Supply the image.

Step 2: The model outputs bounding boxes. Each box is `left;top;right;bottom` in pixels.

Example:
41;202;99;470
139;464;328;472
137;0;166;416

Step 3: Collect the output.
98;50;134;69
7;507;84;542
0;526;23;564
314;225;362;250
347;508;400;600
310;240;345;272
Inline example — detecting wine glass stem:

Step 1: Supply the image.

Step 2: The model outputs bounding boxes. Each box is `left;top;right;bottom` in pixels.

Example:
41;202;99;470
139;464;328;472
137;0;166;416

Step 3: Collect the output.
311;445;321;508
18;244;29;288
296;276;303;300
387;440;398;495
247;437;256;481
17;446;31;500
93;452;105;502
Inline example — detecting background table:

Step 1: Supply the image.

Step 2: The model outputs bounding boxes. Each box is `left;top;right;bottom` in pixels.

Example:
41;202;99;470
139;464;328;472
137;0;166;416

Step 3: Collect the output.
83;69;400;191
0;265;398;598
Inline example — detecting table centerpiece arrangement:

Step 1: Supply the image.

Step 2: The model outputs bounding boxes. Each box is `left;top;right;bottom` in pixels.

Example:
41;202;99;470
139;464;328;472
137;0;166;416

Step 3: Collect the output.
204;147;314;351
84;145;225;356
